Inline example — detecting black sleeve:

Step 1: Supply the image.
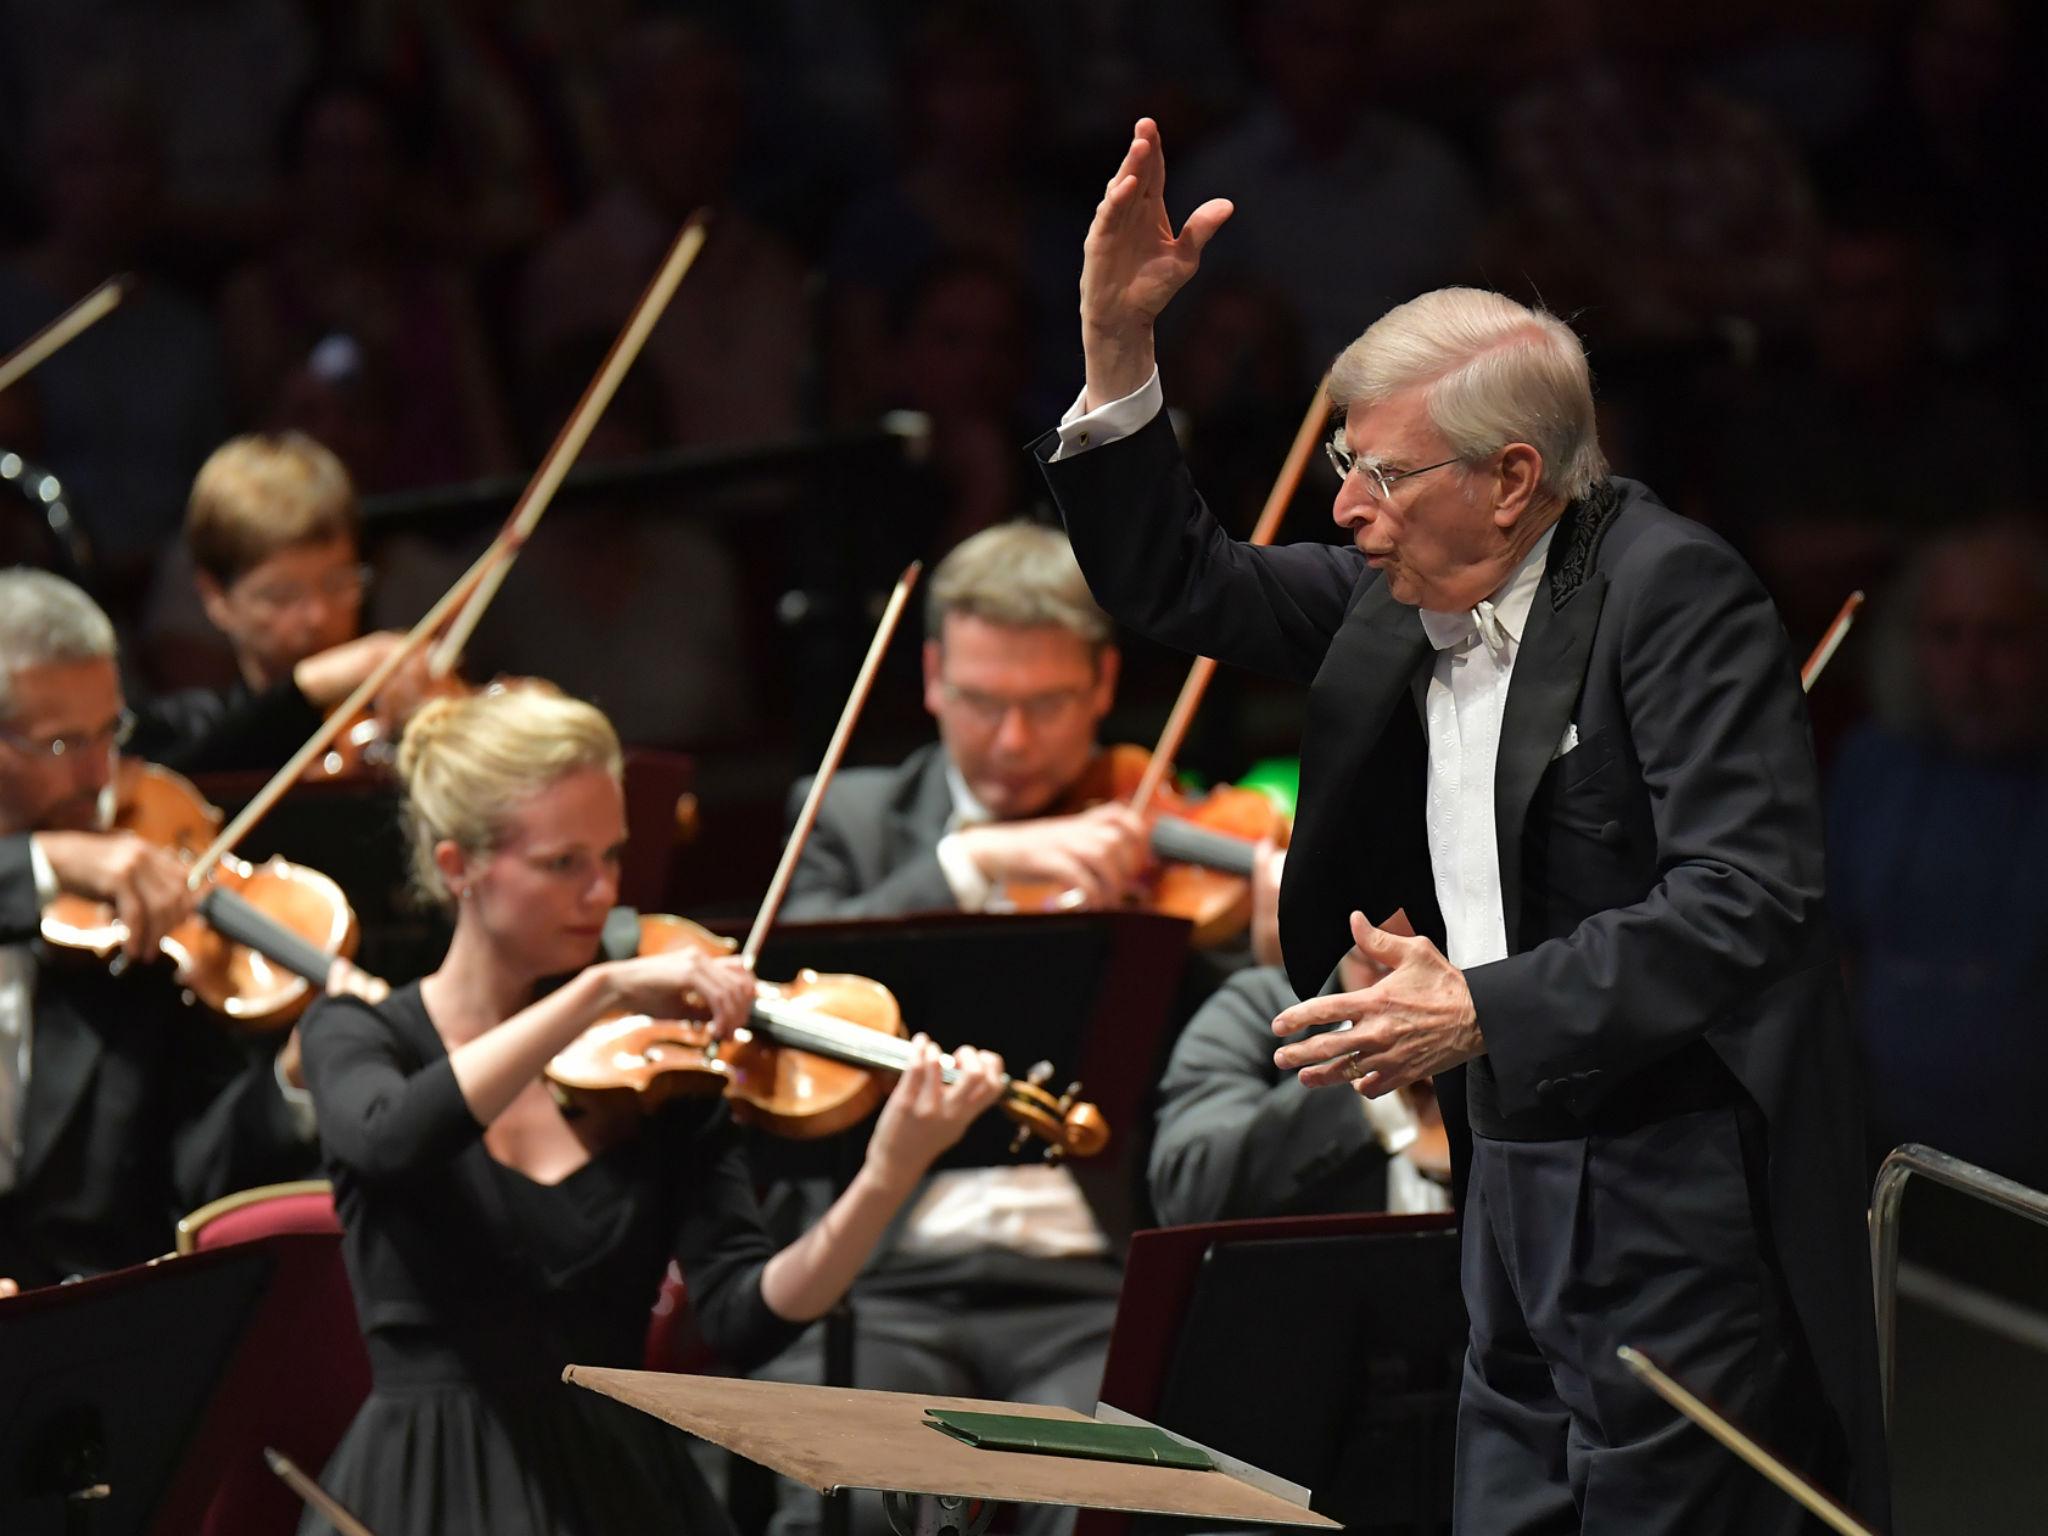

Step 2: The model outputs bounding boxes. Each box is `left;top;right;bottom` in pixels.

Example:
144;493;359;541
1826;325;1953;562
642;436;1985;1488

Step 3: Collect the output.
130;678;324;776
659;1099;806;1370
1469;530;1830;1118
170;1029;319;1207
1;835;41;944
1034;412;1364;685
301;993;484;1183
1148;968;1385;1226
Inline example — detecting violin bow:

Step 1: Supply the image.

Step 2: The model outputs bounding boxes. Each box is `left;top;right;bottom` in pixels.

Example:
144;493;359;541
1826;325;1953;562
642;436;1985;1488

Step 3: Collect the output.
1800;591;1864;694
426;215;709;678
739;562;922;967
1127;375;1332;815
0;275;127;395
265;1448;383;1536
183;215;710;888
1616;1348;1877;1536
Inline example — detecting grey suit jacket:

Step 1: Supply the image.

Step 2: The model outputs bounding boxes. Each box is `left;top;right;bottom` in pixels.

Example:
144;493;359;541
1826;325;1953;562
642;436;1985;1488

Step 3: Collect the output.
781;743;962;921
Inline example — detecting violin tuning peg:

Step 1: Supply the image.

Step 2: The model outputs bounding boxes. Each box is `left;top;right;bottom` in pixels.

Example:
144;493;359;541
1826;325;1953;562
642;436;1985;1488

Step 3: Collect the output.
1027;1060;1055;1087
1043;1144;1066;1165
1060;1081;1084;1108
1009;1127;1031;1156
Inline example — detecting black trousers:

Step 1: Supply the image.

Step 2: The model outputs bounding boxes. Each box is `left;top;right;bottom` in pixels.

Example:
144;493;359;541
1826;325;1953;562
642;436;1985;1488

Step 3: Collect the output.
1455;1103;1838;1535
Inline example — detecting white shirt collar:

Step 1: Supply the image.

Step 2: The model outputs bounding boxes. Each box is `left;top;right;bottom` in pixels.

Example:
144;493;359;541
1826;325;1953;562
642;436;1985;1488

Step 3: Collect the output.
1418;524;1557;655
944;760;995;831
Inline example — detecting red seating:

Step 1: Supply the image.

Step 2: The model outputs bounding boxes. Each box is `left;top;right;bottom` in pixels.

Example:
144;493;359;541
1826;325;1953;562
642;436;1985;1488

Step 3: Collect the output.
163;1182;371;1536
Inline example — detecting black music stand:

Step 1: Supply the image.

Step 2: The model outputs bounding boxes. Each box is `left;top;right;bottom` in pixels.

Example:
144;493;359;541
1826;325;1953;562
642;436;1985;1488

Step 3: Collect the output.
0;1246;271;1535
1085;1212;1466;1536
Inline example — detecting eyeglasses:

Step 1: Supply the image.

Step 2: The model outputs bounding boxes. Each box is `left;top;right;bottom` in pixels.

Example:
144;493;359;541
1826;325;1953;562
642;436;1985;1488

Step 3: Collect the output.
231;564;371;616
0;708;135;761
1324;435;1461;502
938;681;1093;729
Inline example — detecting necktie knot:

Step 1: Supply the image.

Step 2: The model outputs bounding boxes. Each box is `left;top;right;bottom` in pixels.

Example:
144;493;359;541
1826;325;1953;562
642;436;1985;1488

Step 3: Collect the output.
1421;599;1510;657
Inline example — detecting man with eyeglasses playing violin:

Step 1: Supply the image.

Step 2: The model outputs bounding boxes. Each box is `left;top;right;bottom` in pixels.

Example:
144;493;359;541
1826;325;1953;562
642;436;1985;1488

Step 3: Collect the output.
1;567;316;1295
129;431;434;775
759;520;1148;1536
783;520;1149;922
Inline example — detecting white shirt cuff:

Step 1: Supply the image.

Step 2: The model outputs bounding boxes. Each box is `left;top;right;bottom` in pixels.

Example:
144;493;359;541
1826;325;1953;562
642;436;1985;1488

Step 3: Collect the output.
25;835;59;905
273;1051;318;1140
1359;1084;1420;1154
934;833;994;913
1051;367;1164;461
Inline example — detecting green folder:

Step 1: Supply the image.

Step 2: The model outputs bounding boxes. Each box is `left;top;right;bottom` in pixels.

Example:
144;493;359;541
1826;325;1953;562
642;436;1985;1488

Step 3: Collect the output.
923;1409;1215;1471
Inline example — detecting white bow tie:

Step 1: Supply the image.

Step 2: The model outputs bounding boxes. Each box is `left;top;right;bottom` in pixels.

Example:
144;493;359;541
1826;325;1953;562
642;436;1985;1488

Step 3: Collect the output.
1419;598;1511;657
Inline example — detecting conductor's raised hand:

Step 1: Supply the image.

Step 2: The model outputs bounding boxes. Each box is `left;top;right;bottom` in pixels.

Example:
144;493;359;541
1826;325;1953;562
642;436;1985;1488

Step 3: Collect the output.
1081;118;1233;409
864;1038;1007;1193
1271;912;1483;1098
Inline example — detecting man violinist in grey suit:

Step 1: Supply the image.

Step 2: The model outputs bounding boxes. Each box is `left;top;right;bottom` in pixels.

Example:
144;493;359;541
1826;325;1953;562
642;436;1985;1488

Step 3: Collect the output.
1034;119;1888;1534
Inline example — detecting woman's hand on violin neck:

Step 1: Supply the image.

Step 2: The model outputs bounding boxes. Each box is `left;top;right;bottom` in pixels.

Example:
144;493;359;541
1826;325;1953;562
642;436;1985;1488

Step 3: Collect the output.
957;802;1149;909
863;1038;1007;1193
37;830;197;960
597;948;754;1037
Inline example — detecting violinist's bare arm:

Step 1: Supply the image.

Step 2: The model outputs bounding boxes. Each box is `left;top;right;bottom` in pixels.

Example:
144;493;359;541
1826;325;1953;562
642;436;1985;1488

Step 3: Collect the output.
35;829;198;961
951;801;1150;911
1080;117;1232;411
438;948;753;1129
758;1038;1005;1323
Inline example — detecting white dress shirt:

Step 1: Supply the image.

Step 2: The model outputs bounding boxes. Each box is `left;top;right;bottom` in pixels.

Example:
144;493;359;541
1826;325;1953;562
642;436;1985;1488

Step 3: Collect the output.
0;836;60;1195
1416;527;1555;970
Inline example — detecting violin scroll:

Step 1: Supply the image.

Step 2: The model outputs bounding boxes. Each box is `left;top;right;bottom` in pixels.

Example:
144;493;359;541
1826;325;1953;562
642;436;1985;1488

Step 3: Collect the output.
1005;1059;1110;1162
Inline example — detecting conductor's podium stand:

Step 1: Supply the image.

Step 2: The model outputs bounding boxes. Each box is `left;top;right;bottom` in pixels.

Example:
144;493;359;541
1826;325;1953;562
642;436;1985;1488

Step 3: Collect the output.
565;1370;1340;1534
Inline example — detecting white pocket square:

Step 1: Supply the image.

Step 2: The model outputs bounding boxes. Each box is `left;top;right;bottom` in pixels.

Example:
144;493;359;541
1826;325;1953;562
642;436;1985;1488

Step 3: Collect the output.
1553;723;1580;761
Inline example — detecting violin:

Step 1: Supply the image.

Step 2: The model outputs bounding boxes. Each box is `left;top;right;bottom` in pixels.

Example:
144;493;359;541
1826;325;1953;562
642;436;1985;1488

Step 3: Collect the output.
545;914;1108;1160
39;757;383;1029
999;743;1289;946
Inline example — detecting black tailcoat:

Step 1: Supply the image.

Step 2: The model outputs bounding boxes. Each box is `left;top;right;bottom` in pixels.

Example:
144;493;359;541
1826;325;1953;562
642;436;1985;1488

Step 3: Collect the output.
1036;412;1887;1522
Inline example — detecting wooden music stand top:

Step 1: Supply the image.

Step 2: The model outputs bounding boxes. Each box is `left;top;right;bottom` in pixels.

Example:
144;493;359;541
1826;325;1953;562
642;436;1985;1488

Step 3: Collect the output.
563;1368;1339;1529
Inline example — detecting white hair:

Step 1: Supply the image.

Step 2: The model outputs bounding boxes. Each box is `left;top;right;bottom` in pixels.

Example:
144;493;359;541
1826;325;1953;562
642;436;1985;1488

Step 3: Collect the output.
0;568;116;721
1327;287;1608;502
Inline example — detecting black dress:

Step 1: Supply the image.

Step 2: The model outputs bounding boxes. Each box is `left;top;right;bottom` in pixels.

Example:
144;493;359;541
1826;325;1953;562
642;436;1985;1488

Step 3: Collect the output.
297;983;803;1536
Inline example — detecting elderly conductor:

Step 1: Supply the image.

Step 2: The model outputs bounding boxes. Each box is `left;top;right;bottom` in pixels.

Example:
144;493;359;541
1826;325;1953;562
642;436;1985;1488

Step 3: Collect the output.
1034;120;1886;1534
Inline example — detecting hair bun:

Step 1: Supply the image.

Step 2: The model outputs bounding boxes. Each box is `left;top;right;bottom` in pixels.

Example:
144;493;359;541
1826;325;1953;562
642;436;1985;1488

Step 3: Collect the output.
395;692;467;785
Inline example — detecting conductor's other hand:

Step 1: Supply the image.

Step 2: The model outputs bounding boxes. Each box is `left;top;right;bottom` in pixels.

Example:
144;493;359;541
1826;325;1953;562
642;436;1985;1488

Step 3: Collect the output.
1081;117;1233;410
1271;911;1483;1099
957;803;1149;911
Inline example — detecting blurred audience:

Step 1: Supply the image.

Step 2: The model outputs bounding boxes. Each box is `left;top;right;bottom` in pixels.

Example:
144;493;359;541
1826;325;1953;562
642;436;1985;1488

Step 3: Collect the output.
821;3;1086;424
0;73;229;611
218;73;515;491
1828;521;2048;1191
516;15;807;450
1175;0;1485;371
1493;1;1817;359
